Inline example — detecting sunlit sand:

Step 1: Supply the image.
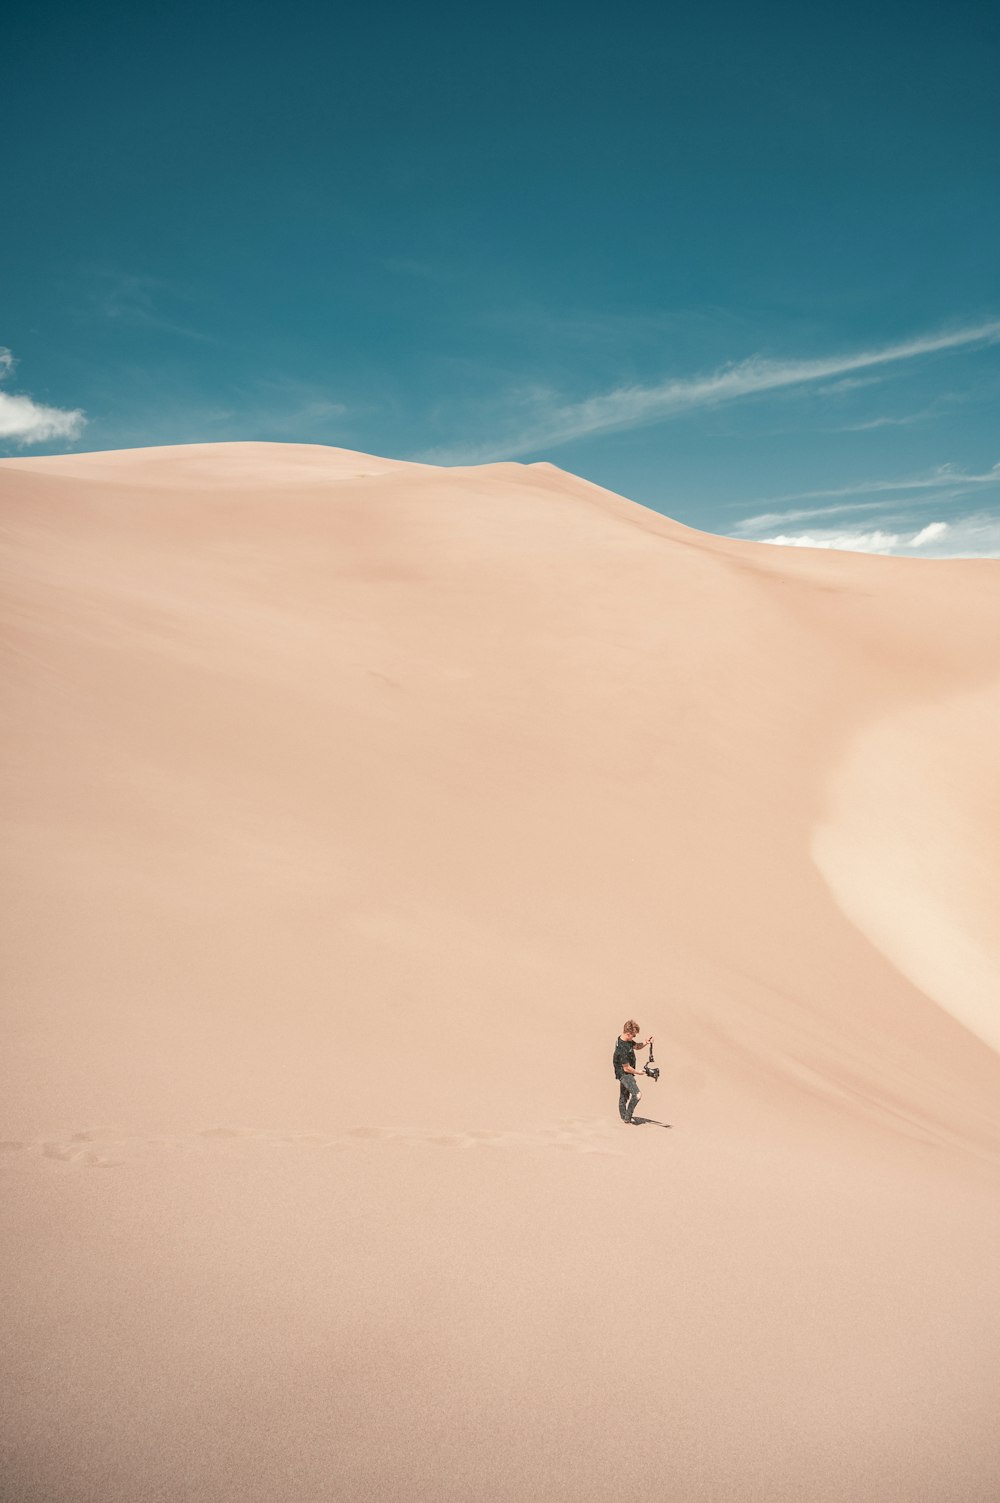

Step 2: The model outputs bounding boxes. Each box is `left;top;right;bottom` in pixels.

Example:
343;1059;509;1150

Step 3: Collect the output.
2;442;998;1502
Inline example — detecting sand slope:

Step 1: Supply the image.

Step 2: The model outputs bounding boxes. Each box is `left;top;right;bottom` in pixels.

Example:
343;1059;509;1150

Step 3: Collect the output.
2;442;999;1502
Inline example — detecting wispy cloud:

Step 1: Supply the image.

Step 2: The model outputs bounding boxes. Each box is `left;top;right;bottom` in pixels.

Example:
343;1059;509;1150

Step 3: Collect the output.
425;318;1000;461
736;463;1000;518
76;374;353;452
815;375;886;396
0;348;86;445
88;271;215;343
733;499;898;532
254;395;349;436
841;411;931;431
381;256;455;284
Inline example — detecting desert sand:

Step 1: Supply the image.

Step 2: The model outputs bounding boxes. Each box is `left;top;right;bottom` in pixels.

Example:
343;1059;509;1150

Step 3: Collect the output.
2;441;998;1502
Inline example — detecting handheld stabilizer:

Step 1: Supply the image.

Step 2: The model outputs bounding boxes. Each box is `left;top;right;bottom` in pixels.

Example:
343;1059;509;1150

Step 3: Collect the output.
643;1041;660;1082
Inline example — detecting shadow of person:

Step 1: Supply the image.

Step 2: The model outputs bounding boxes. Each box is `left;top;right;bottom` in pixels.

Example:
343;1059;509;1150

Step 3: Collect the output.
630;1117;672;1128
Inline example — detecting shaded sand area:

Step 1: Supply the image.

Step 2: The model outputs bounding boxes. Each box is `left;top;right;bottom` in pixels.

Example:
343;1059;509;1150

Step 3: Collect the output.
2;442;999;1501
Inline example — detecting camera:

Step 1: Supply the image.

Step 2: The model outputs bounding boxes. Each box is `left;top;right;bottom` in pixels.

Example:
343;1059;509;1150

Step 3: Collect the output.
643;1062;660;1082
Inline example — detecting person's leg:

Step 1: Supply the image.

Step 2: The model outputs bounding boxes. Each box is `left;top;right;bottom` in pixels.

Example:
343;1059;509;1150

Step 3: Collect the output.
618;1080;630;1120
623;1075;641;1122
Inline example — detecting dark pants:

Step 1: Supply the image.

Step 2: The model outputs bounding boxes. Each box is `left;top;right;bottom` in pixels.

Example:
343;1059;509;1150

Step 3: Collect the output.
618;1074;641;1122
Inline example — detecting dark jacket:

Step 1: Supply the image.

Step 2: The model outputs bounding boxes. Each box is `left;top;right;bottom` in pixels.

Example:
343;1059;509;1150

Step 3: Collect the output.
612;1036;637;1080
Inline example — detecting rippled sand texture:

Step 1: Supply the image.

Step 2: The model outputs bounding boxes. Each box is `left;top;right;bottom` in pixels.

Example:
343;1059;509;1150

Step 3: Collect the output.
2;443;999;1503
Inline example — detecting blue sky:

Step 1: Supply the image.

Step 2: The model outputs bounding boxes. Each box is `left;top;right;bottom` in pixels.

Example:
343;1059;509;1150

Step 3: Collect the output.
3;0;998;554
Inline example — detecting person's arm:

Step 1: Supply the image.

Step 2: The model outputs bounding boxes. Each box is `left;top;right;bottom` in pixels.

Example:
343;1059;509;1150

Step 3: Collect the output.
625;1037;654;1073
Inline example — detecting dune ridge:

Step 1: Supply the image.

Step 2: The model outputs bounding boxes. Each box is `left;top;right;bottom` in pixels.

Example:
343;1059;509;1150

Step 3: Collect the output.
2;441;999;1503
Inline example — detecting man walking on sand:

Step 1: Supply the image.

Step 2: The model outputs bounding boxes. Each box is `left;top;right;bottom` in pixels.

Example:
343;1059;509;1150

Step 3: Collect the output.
614;1020;653;1124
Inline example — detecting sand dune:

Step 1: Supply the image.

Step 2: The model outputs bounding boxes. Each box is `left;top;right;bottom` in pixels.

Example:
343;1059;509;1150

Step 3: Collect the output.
814;679;1000;1055
2;442;998;1502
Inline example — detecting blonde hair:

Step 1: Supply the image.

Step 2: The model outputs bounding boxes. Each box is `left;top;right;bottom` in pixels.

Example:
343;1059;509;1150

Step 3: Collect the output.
622;1019;640;1037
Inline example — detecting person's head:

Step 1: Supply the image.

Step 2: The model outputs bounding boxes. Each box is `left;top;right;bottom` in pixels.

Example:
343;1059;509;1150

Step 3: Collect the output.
622;1019;640;1039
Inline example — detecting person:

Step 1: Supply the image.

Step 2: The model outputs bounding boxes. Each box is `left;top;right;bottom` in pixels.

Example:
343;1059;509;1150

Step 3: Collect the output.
613;1020;653;1124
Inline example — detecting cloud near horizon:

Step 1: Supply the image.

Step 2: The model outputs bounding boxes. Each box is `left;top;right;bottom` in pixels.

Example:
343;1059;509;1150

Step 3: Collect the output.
753;514;1000;558
0;348;86;445
729;462;1000;557
732;465;1000;535
424;318;1000;461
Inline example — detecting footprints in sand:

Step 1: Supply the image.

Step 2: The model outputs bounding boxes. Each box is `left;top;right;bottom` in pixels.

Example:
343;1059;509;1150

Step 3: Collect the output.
2;1116;624;1171
343;1120;621;1154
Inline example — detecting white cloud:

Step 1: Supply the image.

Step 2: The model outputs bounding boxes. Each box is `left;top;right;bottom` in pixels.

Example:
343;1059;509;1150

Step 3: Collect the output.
0;349;86;445
751;513;1000;559
910;521;949;547
732;461;1000;557
761;529;904;553
429;317;1000;460
0;393;86;444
